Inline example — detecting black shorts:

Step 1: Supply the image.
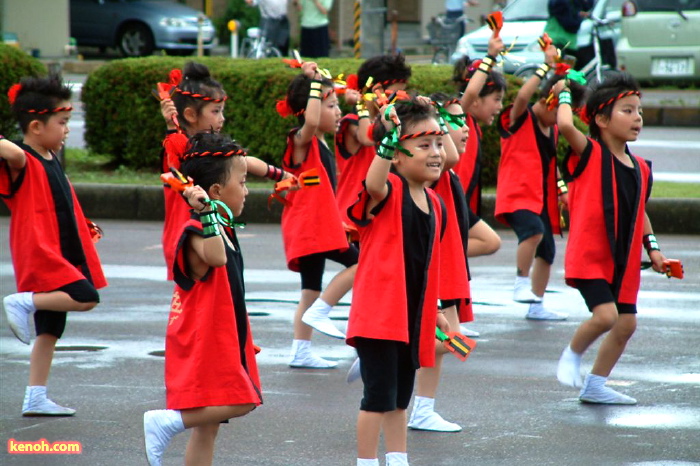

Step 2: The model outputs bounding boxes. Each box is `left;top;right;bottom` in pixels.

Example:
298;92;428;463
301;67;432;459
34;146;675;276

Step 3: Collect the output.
573;279;637;314
355;338;416;413
34;279;100;338
504;209;555;264
297;246;359;291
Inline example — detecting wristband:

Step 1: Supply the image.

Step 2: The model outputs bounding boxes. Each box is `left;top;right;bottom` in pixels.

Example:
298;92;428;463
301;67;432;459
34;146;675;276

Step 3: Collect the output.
356;103;370;119
266;164;284;182
199;211;221;238
558;90;572;106
643;234;660;254
557;179;568;195
309;80;323;99
535;63;551;79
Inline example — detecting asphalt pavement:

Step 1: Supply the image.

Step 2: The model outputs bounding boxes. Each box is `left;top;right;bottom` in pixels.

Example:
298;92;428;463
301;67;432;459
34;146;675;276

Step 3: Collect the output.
1;219;699;466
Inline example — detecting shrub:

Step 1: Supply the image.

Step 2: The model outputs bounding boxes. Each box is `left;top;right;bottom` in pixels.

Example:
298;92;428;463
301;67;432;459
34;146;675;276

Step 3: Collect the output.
81;56;583;186
0;45;46;138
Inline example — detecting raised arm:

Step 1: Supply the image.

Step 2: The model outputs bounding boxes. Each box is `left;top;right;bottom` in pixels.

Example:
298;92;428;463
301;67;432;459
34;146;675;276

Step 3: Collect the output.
511;44;558;123
460;31;503;112
556;81;588;155
293;62;324;164
0;137;27;171
365;105;397;205
245;156;294;182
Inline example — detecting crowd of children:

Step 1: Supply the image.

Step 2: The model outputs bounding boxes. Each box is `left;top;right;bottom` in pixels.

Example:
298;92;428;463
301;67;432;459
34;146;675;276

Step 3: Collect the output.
1;22;680;466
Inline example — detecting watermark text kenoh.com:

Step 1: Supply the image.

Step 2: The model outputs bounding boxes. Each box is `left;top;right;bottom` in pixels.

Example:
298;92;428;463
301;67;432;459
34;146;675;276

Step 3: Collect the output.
7;438;82;454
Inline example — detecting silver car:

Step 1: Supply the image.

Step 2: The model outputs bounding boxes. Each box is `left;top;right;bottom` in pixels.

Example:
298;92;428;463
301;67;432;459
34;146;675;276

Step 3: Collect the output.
451;0;624;76
70;0;217;57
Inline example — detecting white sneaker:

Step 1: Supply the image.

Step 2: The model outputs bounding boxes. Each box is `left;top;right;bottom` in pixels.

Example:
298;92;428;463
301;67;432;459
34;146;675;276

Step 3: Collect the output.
289;340;338;369
579;375;637;405
556;346;583;388
513;277;542;303
408;396;462;433
301;306;346;339
386;452;409;466
3;293;35;345
459;326;480;338
346;357;361;384
526;308;567;321
144;410;185;466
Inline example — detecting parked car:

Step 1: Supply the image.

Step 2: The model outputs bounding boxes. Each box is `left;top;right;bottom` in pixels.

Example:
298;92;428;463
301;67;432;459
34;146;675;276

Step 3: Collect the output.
616;0;700;83
70;0;217;57
451;0;625;77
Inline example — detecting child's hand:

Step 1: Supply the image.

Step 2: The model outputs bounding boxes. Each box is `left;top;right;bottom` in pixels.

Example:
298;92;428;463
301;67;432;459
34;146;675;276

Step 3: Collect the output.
487;33;504;57
160;99;178;129
379;104;399;131
183;185;210;212
301;61;319;79
553;80;568;96
344;89;360;106
544;44;558;67
437;313;450;334
649;250;667;274
282;172;302;191
558;191;569;208
415;95;432;107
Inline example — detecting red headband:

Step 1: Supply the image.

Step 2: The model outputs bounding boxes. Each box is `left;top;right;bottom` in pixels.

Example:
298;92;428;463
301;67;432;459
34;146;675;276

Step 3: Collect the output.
584;90;641;125
174;88;227;103
276;99;304;118
181;148;247;161
398;130;445;141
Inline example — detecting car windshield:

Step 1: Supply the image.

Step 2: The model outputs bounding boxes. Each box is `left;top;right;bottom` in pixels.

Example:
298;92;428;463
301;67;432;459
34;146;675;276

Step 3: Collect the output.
502;0;550;21
634;0;700;11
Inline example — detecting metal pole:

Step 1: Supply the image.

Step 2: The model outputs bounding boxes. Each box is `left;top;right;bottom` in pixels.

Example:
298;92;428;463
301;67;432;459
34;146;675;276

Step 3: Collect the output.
197;15;204;57
354;0;362;59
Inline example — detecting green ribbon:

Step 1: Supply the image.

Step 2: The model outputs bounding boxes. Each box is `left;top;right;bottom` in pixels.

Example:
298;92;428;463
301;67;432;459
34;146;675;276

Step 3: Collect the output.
566;69;587;86
435;326;449;342
206;199;245;229
434;102;466;131
378;104;413;158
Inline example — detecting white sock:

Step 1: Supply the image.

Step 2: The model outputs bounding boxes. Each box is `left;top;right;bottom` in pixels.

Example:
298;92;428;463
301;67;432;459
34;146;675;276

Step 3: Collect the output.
515;276;530;286
164;409;185;432
585;373;607;388
308;298;331;314
386;452;409;466
528;301;544;313
357;458;379;466
17;292;37;314
291;339;311;356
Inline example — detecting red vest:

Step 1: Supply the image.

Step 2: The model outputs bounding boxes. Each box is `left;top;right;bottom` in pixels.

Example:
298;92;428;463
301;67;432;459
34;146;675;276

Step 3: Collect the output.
563;138;651;305
161;132;191;280
495;105;561;234
346;174;443;368
452;113;483;215
0;151;107;293
281;130;349;272
433;171;473;322
335;114;376;225
165;218;262;410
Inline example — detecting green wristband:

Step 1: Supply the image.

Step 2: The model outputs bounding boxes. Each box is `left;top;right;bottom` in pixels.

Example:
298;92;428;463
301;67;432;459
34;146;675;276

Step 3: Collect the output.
200;211;220;238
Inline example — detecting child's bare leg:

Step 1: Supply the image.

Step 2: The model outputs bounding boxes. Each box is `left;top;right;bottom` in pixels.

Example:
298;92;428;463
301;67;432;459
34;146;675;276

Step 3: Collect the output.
467;220;501;257
591;313;636;377
530;257;551;296
180;404;255;428
184;423;220;466
319;264;357;305
294;289;320;340
29;334;58;386
383;409;408;453
515;234;543;277
357;410;383;458
33;292;96;312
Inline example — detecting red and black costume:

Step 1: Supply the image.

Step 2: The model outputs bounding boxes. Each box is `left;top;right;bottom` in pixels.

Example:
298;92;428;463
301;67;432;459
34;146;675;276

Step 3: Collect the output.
165;216;262;410
452;113;483;215
562;138;652;307
0;142;107;294
334;114;376;225
281;130;349;272
432;170;473;323
161;131;191;280
495;105;561;236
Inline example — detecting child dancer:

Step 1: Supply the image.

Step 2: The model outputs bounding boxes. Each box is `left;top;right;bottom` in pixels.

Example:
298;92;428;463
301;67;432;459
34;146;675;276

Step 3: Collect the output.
144;133;261;465
453;33;504;258
555;72;666;404
1;75;107;416
160;62;291;278
335;54;412;227
346;98;450;466
278;61;359;367
495;46;586;319
408;93;470;432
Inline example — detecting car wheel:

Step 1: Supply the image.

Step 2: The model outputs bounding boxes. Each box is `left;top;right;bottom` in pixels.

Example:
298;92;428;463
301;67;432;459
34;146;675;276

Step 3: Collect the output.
264;46;282;58
118;23;154;57
165;49;194;57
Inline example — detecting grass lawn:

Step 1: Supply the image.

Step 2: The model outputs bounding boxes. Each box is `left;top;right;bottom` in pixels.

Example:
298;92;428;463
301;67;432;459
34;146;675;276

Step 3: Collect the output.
66;148;698;198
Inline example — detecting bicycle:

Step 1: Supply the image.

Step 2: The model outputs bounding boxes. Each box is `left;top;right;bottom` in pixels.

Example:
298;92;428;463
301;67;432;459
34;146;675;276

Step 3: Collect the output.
428;14;472;65
578;14;619;85
239;25;282;59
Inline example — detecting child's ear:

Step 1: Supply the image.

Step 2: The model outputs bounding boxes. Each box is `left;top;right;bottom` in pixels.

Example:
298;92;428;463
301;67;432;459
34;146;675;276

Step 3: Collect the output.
595;113;609;130
208;183;221;200
183;107;198;126
27;119;43;136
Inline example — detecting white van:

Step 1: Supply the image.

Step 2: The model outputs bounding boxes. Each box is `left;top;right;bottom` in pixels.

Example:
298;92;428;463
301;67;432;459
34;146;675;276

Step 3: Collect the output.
451;0;625;76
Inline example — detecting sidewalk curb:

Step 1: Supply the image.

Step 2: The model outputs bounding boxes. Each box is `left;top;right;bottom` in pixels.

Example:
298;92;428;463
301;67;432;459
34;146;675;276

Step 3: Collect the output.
2;184;697;234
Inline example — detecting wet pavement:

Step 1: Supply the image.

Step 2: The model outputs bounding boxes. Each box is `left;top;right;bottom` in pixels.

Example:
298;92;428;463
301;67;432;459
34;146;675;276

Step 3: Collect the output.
0;219;699;465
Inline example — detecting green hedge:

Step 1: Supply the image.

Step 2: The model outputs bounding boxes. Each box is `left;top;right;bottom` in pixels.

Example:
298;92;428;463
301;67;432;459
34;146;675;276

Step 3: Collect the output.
82;57;579;186
0;45;46;139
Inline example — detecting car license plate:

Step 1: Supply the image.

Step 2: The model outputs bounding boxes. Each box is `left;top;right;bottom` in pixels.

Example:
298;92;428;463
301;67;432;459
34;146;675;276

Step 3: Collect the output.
651;58;694;76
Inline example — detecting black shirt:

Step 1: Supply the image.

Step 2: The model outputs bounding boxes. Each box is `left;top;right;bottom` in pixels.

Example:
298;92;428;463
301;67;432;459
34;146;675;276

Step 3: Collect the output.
613;156;639;274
